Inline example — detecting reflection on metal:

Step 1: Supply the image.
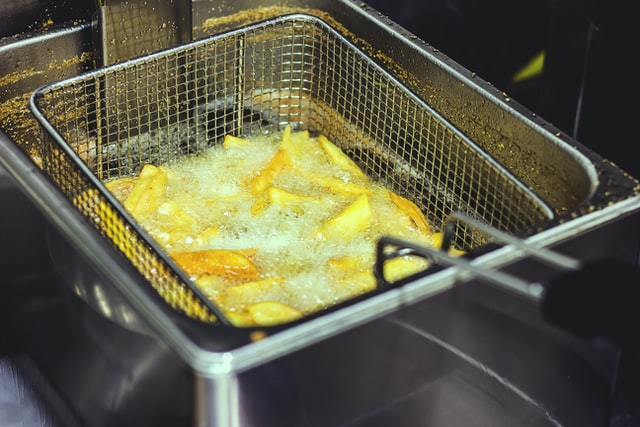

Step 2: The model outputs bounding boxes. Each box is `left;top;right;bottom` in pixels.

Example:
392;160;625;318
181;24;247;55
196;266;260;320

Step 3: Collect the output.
94;0;192;66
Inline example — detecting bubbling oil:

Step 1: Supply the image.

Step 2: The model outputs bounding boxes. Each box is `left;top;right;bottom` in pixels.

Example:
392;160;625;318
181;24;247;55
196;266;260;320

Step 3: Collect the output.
107;127;437;324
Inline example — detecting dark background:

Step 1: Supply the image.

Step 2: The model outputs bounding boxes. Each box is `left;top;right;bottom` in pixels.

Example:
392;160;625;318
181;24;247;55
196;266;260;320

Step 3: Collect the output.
367;0;640;179
2;0;639;178
365;0;640;424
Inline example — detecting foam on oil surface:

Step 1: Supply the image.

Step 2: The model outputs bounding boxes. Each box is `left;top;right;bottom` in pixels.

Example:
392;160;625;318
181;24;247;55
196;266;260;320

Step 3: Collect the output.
109;128;436;315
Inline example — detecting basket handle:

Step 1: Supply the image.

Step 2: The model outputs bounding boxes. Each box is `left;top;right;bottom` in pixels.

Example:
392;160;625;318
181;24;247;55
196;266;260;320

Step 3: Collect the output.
374;211;640;352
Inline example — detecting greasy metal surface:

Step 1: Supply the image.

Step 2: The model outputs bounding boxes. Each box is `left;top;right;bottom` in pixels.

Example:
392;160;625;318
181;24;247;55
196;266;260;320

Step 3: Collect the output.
0;23;94;164
1;2;639;427
95;0;192;66
1;0;638;368
188;1;640;215
31;14;554;325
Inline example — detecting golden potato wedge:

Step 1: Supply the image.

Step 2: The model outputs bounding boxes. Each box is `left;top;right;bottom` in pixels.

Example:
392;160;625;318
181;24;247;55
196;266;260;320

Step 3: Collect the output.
248;149;291;195
123;164;168;216
383;256;428;282
311;174;372;196
248;301;303;326
171;249;260;279
389;191;431;235
318;134;366;178
223;134;250;149
105;176;138;201
224;310;256;327
222;276;286;308
316;194;371;240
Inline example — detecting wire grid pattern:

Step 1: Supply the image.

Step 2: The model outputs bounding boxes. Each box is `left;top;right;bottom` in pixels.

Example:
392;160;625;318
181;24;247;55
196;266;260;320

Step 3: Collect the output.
32;14;551;322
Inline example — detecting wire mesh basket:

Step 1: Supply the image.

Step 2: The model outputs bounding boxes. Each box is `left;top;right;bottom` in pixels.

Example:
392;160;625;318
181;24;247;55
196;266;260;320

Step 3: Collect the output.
30;13;553;325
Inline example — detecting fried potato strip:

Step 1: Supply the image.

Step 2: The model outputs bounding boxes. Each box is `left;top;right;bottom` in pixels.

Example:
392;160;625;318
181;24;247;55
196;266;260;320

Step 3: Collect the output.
104;124;458;327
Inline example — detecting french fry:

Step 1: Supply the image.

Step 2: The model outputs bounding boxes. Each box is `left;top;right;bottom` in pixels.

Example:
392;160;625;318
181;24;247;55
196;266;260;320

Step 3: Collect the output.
152;201;200;247
280;126;316;162
193;274;229;300
123;164;168;216
316;194;371;240
318;134;366;178
222;276;286;308
171;249;260;279
105;176;138;201
224;310;256;327
339;270;376;295
310;174;372;196
251;186;318;216
250;192;270;216
389;191;431;235
431;232;466;256
327;255;365;273
248;149;291;194
383;256;428;282
223;134;249;149
247;301;303;325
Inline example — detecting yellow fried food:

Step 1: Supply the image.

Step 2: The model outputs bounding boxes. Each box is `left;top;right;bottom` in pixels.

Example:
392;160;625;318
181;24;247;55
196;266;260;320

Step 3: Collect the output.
431;232;467;256
316;193;372;240
222;276;286;309
105;176;138;201
122;164;168;216
318;134;366;178
171;249;260;279
339;270;377;295
104;126;456;326
310;174;372;196
223;134;250;149
389;191;431;235
248;149;291;194
251;186;319;216
382;256;428;282
247;301;303;325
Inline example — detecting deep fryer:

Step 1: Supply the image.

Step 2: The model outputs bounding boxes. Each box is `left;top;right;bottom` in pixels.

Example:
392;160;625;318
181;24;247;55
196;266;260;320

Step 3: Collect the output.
2;2;640;426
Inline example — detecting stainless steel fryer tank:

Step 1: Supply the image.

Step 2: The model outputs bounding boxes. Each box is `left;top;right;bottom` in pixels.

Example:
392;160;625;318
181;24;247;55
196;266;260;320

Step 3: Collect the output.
2;1;640;427
31;13;563;326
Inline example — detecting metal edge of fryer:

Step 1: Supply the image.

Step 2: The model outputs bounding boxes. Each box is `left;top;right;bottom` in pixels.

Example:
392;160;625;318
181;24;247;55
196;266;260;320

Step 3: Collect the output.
3;0;640;378
26;11;564;336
